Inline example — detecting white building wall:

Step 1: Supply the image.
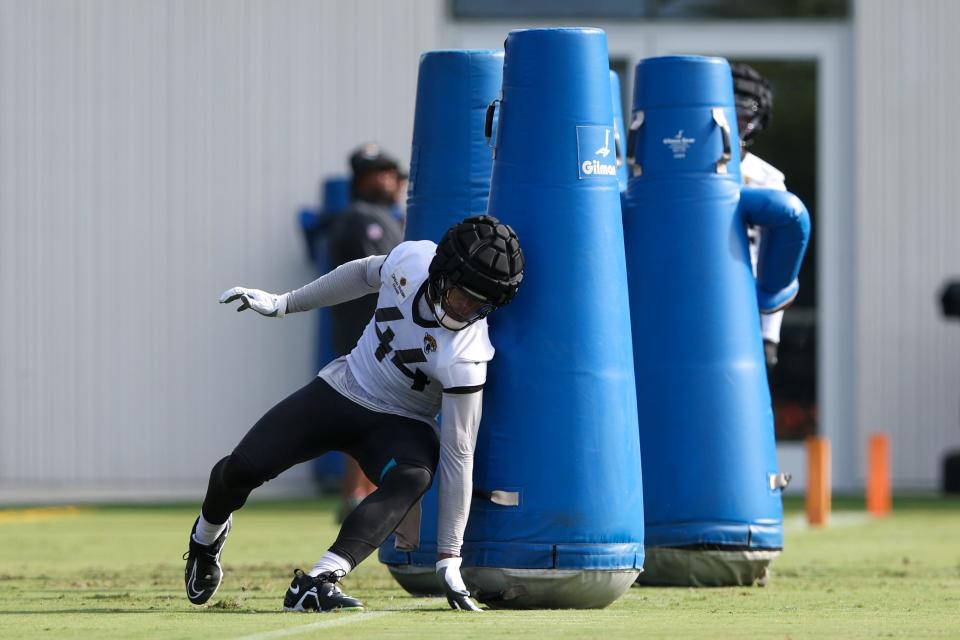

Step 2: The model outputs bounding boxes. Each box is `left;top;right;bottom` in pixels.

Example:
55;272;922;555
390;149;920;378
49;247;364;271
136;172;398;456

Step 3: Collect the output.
0;0;443;500
854;0;960;489
3;0;958;498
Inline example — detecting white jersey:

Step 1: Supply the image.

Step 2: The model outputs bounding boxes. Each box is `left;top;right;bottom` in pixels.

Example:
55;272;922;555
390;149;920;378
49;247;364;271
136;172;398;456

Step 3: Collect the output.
742;152;786;344
330;241;494;429
741;152;786;191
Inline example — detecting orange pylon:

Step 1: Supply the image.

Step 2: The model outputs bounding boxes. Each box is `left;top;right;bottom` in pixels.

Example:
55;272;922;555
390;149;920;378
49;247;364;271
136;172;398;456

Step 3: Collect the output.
806;436;831;526
866;433;892;517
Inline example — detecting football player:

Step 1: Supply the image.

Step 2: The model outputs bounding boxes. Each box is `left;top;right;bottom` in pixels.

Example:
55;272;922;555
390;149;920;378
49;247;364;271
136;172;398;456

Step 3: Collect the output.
732;62;787;373
183;215;524;613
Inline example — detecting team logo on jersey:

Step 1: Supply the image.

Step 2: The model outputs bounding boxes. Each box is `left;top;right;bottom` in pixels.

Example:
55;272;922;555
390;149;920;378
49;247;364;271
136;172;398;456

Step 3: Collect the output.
390;269;410;304
576;125;618;179
423;333;437;354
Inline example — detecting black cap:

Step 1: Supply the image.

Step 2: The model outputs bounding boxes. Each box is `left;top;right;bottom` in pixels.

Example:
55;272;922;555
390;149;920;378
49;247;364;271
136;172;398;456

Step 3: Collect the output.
942;281;960;319
349;143;406;179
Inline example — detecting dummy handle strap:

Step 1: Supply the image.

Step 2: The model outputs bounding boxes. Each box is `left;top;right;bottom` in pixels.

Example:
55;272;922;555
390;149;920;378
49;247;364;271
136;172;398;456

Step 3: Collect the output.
473;488;519;506
712;107;732;174
484;93;503;158
769;472;792;492
627;110;645;176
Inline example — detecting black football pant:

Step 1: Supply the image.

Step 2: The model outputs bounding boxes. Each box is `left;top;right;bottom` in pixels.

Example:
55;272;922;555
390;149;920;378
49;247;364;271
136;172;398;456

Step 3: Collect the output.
201;377;439;568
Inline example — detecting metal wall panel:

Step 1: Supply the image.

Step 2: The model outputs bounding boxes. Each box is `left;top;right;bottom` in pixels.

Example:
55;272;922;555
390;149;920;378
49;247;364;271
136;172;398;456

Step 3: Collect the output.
855;0;960;489
0;0;443;498
5;0;958;497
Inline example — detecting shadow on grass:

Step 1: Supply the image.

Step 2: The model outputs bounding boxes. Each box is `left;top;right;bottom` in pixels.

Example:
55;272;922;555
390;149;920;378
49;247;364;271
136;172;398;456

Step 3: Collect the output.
0;603;449;615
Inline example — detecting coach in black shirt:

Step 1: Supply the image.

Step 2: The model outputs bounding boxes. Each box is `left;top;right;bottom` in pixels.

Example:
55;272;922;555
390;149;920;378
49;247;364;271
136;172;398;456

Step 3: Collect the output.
328;144;406;356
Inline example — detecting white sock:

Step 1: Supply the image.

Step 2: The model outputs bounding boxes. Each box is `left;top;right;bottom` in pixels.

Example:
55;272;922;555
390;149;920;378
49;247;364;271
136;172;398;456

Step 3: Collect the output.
308;551;353;577
192;513;229;546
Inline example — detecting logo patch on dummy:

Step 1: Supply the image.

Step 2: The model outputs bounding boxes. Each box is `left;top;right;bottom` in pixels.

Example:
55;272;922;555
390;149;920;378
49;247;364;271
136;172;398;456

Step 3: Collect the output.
390;269;410;303
576;125;618;179
423;334;437;354
662;130;696;159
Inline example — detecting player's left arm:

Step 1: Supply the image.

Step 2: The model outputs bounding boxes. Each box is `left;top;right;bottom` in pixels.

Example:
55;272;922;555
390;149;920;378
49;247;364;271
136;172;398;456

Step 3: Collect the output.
435;369;485;612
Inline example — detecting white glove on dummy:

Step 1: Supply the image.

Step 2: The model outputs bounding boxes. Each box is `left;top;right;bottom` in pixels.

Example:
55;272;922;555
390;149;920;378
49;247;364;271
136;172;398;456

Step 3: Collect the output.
436;557;482;612
219;287;288;318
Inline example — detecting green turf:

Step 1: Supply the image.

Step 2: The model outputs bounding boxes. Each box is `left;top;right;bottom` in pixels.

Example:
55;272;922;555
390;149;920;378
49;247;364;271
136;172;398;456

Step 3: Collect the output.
1;496;959;639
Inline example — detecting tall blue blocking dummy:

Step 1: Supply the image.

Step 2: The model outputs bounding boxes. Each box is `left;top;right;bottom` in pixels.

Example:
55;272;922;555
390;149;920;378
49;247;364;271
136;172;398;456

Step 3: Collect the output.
376;49;504;596
623;56;810;586
459;28;644;609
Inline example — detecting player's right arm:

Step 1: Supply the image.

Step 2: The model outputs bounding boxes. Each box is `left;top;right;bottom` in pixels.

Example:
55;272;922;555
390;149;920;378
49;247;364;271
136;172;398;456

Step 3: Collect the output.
219;254;385;317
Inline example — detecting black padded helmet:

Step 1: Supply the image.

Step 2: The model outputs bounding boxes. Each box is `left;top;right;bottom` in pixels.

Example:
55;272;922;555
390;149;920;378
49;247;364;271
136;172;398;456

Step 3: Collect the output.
428;215;524;327
730;62;774;145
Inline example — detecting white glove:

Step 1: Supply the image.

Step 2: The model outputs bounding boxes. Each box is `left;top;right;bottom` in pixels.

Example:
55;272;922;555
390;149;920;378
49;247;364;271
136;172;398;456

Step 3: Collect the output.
219;287;288;318
436;557;482;612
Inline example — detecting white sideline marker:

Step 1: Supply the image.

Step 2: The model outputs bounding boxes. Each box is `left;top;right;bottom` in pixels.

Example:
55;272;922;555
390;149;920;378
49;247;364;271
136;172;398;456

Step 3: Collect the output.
236;611;395;640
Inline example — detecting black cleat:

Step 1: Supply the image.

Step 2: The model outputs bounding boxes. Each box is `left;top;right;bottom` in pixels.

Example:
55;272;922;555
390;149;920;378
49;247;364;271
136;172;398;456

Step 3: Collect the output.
283;569;364;612
183;515;232;605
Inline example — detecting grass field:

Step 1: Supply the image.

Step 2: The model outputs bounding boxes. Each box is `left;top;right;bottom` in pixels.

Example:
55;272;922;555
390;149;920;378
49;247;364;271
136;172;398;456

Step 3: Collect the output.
1;496;959;639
